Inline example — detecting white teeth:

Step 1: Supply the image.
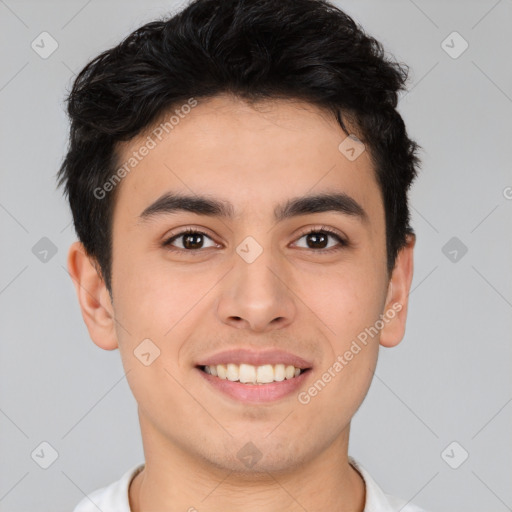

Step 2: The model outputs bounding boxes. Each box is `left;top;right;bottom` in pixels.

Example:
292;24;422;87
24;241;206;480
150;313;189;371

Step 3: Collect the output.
202;363;305;384
285;365;295;379
226;363;239;382
217;364;227;379
274;364;285;381
256;364;275;383
239;363;257;383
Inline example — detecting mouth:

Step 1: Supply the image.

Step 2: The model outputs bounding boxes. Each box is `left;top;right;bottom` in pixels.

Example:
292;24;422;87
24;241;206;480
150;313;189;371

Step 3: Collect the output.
195;349;313;403
195;349;313;402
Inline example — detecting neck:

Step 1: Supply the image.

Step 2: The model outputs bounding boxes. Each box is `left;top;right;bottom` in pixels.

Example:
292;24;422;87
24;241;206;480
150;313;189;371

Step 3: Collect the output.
129;417;365;512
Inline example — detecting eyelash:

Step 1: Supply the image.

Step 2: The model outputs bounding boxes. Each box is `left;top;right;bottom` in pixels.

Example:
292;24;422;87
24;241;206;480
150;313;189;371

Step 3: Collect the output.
162;226;348;255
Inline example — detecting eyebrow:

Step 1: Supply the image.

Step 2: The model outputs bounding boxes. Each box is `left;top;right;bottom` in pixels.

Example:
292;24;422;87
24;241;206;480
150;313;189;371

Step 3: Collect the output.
138;191;369;225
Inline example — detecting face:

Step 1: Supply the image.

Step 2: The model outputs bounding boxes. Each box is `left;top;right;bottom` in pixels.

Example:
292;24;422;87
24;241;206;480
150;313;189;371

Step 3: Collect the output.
69;94;414;474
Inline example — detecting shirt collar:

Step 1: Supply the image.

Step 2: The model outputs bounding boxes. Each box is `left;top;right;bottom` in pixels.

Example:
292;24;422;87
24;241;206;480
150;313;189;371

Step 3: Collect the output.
349;456;398;512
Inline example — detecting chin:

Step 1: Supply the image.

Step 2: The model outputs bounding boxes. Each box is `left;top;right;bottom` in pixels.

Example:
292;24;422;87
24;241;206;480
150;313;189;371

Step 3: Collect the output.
197;437;312;476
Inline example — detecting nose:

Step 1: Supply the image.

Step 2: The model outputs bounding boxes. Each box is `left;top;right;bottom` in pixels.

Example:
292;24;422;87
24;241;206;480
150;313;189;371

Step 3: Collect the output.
216;249;296;333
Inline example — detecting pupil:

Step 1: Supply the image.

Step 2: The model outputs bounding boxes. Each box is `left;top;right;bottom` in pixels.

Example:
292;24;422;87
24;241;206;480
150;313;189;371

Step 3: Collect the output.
308;232;327;249
184;233;202;249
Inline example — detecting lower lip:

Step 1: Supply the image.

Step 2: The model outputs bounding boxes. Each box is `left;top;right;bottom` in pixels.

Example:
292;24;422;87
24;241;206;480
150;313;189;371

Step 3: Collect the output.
197;368;310;403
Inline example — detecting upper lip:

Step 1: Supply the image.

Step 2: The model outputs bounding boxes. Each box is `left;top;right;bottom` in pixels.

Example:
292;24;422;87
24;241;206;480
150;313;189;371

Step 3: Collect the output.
196;349;313;369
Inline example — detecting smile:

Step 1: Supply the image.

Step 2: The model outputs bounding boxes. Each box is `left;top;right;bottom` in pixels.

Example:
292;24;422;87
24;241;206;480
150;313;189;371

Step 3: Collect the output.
197;364;311;403
200;363;307;384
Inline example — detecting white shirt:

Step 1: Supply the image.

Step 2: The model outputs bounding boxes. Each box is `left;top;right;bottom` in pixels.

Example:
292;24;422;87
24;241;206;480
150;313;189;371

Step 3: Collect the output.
73;457;430;512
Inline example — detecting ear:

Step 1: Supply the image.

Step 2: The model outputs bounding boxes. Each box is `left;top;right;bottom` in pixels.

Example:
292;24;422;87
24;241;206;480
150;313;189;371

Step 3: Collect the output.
66;241;119;350
379;233;416;348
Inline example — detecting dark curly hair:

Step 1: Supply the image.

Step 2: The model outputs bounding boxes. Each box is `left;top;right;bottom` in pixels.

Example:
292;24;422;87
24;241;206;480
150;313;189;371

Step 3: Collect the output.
56;0;421;298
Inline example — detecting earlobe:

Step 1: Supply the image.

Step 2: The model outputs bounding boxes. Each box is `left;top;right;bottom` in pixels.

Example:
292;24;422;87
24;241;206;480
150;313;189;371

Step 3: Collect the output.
66;241;119;350
379;233;416;348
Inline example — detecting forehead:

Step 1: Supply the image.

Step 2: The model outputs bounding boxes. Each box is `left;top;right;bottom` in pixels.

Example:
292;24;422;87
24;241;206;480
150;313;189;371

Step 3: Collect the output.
112;94;382;228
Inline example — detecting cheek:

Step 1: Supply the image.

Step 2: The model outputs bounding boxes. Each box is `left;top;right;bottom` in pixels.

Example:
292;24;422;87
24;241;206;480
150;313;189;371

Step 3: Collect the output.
112;260;202;414
313;265;386;346
302;274;381;414
114;253;205;333
306;266;383;402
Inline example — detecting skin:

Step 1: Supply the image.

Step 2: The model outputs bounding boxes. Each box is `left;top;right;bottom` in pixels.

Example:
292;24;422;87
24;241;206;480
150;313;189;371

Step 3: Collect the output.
67;93;415;512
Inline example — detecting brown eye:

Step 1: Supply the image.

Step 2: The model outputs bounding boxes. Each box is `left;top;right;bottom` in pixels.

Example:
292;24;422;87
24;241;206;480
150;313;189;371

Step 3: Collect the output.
293;227;348;253
161;226;348;255
163;229;217;252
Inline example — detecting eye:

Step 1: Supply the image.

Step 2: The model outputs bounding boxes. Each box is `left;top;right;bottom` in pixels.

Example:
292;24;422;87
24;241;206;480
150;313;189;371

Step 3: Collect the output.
292;225;348;253
162;228;218;253
162;225;348;254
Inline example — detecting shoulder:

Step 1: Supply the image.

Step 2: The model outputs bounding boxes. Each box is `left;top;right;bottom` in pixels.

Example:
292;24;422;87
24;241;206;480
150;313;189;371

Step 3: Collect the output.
384;493;431;512
349;456;431;512
72;463;145;512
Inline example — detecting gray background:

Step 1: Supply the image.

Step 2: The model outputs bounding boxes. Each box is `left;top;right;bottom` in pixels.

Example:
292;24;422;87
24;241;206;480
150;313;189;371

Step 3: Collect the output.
1;0;511;510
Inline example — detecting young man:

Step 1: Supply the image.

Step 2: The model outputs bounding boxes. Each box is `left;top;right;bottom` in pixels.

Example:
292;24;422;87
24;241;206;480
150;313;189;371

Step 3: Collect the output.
58;0;427;510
